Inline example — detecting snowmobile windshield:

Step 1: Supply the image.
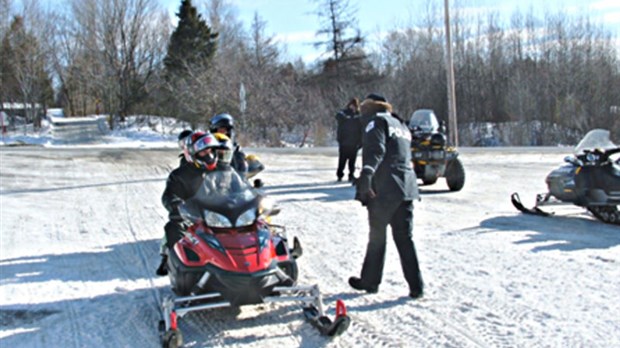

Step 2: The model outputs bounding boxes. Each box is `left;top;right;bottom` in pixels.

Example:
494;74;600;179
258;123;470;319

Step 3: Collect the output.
183;169;259;226
574;129;617;155
409;109;439;133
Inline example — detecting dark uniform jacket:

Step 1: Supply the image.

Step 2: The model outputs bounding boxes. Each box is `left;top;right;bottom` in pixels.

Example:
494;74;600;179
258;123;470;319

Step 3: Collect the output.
362;111;420;202
336;108;363;149
161;162;206;214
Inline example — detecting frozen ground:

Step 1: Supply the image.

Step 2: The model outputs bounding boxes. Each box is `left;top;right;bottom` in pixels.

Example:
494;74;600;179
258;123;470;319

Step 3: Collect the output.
1;146;619;347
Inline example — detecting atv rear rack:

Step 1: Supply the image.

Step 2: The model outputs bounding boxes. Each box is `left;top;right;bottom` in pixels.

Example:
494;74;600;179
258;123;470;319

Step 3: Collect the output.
159;284;350;347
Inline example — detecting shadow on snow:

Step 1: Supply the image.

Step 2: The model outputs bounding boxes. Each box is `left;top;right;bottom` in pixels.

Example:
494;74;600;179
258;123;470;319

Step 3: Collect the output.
479;213;620;252
0;239;347;347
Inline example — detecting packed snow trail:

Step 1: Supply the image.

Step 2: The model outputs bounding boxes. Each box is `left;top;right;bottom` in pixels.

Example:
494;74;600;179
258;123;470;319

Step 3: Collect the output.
1;147;619;347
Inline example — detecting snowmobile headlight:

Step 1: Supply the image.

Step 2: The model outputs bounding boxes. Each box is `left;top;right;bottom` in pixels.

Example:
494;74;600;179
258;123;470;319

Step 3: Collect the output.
236;208;256;227
586;152;598;163
204;210;232;228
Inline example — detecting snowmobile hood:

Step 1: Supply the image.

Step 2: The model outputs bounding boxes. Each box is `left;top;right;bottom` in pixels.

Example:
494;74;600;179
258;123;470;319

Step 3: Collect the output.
180;169;261;227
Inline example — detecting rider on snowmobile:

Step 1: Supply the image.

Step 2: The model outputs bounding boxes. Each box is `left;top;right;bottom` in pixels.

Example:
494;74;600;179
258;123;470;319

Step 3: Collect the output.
209;113;248;176
156;131;229;275
177;129;193;166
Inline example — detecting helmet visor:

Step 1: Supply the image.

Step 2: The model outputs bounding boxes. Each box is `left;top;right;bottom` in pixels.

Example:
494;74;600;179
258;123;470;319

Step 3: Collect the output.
192;134;217;154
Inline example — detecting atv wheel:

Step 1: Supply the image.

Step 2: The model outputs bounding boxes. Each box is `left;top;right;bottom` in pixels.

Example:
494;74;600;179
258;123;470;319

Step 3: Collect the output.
445;158;465;191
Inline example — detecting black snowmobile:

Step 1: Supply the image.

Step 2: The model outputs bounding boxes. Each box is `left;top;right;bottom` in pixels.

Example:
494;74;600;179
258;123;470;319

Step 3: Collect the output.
512;129;620;225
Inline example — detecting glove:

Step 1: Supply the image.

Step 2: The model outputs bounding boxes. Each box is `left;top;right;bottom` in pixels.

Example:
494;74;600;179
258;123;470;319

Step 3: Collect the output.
354;173;376;206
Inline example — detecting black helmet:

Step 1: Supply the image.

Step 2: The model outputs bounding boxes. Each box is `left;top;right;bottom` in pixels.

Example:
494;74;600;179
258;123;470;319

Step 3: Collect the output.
209;113;234;133
177;129;193;150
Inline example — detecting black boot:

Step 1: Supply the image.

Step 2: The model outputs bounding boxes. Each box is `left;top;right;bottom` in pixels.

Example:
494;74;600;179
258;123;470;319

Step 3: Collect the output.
156;255;168;276
409;289;424;299
348;277;378;293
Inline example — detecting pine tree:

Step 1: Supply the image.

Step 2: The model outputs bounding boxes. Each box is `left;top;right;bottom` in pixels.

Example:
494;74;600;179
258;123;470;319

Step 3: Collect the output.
164;0;218;78
1;16;52;127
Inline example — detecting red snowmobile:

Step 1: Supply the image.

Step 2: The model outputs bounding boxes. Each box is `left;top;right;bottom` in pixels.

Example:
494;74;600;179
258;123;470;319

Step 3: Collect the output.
159;169;350;347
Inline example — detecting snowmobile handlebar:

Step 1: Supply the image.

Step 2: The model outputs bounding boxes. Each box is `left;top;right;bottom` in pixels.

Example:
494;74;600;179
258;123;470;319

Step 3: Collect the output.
576;147;620;166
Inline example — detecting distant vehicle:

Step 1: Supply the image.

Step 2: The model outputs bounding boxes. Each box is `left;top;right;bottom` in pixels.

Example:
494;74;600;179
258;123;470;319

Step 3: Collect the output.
408;109;465;191
46;108;65;119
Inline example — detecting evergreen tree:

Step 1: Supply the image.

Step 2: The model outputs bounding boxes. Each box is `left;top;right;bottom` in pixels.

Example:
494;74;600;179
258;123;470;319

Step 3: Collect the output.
1;16;52;127
164;0;218;78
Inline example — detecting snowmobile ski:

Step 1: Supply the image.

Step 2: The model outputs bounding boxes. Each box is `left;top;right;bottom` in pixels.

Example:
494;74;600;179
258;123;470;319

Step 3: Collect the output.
511;192;552;217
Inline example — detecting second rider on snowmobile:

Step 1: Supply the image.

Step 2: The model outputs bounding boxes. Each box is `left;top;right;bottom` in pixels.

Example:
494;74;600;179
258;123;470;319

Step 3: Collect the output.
209;113;248;176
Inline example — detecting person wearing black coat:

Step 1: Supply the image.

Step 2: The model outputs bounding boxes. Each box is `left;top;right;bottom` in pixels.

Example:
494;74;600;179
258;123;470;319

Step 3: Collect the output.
155;132;220;276
335;98;363;182
349;93;424;299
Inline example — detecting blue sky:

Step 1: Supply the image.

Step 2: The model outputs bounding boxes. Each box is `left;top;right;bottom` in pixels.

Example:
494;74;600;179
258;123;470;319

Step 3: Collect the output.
176;0;615;61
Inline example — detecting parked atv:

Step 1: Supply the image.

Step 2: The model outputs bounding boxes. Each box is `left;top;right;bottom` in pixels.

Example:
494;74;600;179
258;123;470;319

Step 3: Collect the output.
408;109;465;191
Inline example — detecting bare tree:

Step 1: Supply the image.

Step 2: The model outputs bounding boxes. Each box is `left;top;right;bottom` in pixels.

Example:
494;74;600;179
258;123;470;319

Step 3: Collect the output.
312;0;362;62
68;0;168;122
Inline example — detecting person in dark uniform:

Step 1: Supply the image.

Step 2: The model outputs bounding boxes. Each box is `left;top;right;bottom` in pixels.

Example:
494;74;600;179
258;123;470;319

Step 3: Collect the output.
209;113;248;176
155;132;222;276
335;98;363;182
349;93;424;299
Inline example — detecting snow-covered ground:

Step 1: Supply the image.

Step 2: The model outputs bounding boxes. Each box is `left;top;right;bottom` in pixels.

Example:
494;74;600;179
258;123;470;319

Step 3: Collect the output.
1;134;619;347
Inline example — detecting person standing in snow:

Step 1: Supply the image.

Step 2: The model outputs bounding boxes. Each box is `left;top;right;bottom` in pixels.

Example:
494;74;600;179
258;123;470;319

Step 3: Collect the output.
349;93;424;299
335;98;363;182
156;131;222;276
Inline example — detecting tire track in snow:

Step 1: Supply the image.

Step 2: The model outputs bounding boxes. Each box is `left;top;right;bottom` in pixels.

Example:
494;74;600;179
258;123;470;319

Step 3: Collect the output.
115;160;167;316
424;225;552;348
263;164;496;348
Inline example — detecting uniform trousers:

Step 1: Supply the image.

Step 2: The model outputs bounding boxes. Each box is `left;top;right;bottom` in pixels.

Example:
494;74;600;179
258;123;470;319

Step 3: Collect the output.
360;198;423;293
